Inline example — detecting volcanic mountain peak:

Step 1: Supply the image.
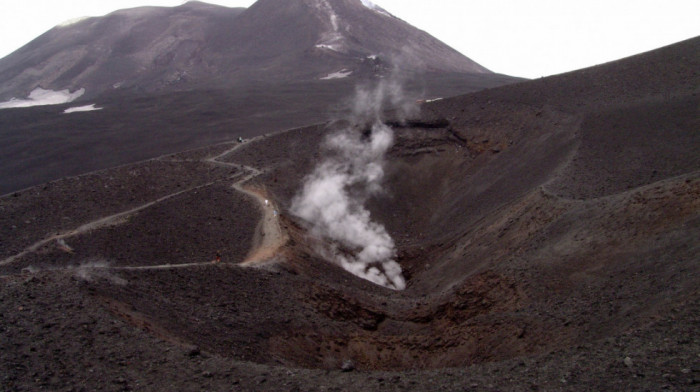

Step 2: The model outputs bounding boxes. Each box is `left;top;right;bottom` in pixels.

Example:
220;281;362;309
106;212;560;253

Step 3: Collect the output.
0;0;520;193
0;0;491;101
56;16;91;28
0;2;248;100
359;0;393;16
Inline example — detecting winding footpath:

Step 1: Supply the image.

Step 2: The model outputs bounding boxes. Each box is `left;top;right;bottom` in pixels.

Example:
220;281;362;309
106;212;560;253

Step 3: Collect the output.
205;142;288;267
1;137;287;272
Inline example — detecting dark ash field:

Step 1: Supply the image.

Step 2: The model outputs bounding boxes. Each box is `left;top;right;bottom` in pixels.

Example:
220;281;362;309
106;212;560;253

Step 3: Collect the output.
1;37;698;391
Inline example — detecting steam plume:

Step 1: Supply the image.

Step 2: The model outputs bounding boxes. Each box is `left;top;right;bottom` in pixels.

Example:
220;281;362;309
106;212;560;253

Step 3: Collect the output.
291;78;416;290
74;260;128;286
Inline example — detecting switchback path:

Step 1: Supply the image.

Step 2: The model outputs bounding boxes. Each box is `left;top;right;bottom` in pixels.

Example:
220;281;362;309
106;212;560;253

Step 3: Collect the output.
0;181;219;267
1;136;288;271
206;140;288;267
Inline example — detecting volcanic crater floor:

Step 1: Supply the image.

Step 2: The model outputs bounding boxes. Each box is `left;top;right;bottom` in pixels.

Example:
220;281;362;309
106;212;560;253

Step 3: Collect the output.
1;113;698;390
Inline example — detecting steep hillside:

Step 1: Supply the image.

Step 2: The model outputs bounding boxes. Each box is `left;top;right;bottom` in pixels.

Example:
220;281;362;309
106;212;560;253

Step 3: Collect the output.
0;2;246;100
0;36;698;390
0;0;494;101
0;0;519;195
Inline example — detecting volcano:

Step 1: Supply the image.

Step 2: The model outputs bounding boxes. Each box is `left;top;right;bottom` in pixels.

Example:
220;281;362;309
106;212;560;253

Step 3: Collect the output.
0;0;493;100
0;0;518;195
1;30;698;390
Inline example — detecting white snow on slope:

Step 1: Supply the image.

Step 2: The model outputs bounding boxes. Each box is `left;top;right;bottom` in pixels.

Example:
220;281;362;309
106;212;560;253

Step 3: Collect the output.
313;0;347;52
64;104;103;114
316;0;339;31
320;69;353;80
360;0;392;17
316;43;342;52
57;16;90;27
0;88;85;109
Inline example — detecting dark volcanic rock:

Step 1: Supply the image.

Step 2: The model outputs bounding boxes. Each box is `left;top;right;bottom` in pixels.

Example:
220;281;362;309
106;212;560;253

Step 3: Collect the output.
0;0;520;195
0;2;246;100
0;30;698;392
0;0;496;101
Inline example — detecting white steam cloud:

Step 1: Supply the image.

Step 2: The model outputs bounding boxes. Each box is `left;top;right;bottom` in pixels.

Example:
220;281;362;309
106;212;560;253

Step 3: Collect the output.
20;259;127;286
291;79;416;290
0;87;85;109
73;260;128;286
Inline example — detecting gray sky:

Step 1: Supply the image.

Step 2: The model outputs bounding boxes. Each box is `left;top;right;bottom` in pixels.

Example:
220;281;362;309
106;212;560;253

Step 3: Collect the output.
1;0;698;78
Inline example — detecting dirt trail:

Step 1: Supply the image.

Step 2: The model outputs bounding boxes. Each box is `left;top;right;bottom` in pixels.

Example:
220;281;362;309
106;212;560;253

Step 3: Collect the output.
236;186;288;267
1;136;288;271
24;262;221;274
112;262;218;271
206;140;288;267
0;182;218;267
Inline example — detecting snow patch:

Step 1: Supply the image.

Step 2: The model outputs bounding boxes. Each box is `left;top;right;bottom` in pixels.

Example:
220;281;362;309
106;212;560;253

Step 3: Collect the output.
320;69;353;80
360;0;392;17
425;98;443;103
0;88;85;109
316;43;342;52
316;0;339;31
329;11;339;31
64;104;103;114
57;16;90;27
312;0;347;53
367;54;378;60
360;0;376;9
316;32;345;52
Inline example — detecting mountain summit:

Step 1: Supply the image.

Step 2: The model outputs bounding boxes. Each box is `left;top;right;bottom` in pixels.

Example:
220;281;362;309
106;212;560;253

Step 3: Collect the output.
0;0;492;100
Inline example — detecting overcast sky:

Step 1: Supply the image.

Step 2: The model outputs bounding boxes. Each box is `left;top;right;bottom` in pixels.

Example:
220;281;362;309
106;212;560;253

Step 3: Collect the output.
1;0;698;78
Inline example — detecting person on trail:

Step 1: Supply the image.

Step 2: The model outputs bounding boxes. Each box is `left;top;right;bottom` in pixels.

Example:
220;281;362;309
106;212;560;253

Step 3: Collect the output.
214;251;222;263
